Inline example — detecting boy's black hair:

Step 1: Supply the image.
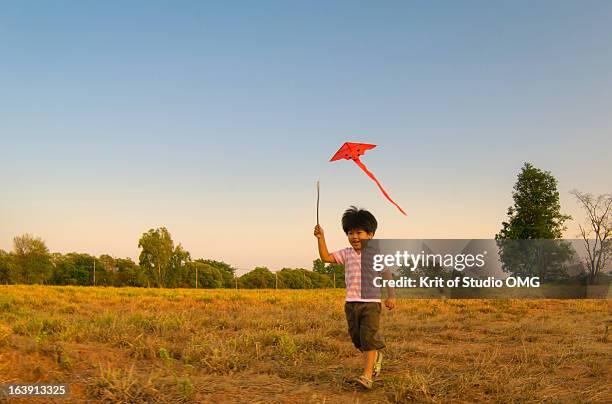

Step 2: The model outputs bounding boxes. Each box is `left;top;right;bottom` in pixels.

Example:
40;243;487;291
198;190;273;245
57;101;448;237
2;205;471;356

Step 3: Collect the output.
342;206;377;234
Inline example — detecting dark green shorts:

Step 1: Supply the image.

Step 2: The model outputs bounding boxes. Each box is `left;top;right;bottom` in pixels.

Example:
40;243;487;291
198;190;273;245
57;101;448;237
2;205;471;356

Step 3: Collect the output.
344;302;385;352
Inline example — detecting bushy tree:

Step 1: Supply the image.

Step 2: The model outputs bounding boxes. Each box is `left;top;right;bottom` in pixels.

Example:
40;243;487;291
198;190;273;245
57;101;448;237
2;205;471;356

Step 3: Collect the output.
96;254;117;285
277;268;303;288
165;244;190;288
138;227;181;288
277;267;332;289
239;267;275;289
326;263;345;288
312;259;345;288
312;259;326;274
114;258;147;287
309;270;333;288
185;262;223;288
497;163;571;239
51;253;95;285
496;163;574;281
196;259;236;288
12;234;53;284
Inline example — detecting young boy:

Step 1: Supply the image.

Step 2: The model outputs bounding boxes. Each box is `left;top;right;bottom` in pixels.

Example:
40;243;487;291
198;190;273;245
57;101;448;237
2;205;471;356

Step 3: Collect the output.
314;206;396;389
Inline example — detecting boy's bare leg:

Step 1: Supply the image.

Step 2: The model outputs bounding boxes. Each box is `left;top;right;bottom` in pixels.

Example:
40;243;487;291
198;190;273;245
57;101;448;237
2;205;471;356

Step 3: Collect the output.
363;350;377;379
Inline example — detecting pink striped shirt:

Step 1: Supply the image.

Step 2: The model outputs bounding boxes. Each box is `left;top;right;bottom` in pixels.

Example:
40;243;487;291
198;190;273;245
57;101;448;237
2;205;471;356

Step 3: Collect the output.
332;247;381;302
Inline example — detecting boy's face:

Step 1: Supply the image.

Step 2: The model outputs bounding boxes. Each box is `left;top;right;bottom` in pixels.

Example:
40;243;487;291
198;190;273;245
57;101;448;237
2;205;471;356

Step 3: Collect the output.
347;228;374;251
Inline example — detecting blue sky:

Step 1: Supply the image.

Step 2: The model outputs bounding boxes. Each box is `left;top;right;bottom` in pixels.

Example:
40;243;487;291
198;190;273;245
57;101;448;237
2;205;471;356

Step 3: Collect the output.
1;1;611;271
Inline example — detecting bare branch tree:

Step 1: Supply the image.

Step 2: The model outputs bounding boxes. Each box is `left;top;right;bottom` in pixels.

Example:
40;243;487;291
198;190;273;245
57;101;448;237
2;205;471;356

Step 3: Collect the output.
570;190;612;284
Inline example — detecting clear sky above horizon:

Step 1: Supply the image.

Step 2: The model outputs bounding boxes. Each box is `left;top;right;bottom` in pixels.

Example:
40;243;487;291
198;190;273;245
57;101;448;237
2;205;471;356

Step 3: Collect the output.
1;1;611;272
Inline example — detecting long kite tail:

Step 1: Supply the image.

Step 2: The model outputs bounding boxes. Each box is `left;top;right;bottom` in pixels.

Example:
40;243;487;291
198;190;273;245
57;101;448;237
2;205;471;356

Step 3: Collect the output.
353;158;407;216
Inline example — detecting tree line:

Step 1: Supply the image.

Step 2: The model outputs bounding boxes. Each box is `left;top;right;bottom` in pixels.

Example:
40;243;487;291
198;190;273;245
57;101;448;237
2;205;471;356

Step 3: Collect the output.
1;162;608;287
0;229;345;289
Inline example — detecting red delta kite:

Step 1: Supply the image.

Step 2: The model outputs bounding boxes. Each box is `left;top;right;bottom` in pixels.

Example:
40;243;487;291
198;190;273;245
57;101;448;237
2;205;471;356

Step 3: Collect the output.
330;142;407;216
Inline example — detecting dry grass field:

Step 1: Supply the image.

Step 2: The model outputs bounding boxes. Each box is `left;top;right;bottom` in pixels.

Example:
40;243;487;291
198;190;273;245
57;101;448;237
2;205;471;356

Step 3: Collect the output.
0;285;610;403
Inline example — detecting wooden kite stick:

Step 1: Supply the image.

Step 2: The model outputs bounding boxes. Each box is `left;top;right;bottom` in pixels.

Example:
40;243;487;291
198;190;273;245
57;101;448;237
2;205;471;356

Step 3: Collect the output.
316;181;320;225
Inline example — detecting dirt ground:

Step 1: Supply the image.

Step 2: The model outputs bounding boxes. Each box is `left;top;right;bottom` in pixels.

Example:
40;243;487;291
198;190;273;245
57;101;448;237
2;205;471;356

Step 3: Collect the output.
0;286;610;403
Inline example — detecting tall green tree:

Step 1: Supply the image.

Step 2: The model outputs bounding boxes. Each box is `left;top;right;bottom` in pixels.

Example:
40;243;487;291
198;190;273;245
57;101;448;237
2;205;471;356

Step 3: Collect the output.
166;244;190;288
496;163;571;240
12;234;53;284
138;227;175;288
496;163;574;281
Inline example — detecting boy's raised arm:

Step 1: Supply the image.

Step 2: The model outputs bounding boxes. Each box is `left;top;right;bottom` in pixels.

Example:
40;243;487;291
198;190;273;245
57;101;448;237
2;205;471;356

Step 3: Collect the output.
314;225;336;263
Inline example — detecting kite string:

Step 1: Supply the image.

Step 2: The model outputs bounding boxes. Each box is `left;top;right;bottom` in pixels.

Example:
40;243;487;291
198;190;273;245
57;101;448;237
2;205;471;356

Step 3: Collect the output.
353;159;407;216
